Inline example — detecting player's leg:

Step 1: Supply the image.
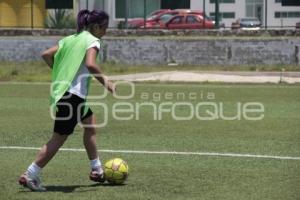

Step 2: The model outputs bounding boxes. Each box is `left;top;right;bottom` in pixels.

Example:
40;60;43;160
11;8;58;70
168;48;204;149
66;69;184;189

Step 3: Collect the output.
19;92;77;191
81;113;105;183
19;133;68;191
34;132;68;168
82;114;98;160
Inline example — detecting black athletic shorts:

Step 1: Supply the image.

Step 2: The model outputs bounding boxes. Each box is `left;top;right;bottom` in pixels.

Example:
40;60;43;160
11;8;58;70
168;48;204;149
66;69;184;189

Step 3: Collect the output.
54;92;93;135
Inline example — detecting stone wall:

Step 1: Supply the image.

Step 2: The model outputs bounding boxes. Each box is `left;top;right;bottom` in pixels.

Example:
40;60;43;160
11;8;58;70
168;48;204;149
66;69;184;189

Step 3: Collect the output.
105;38;300;65
0;37;299;65
0;28;299;37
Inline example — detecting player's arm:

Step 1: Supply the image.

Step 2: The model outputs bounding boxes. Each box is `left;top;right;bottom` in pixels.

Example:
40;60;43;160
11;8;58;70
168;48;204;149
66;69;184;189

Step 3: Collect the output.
41;45;58;69
85;47;115;93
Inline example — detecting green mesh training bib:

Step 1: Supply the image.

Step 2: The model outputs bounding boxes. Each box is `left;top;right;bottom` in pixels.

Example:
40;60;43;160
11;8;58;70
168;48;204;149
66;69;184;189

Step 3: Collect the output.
50;31;100;113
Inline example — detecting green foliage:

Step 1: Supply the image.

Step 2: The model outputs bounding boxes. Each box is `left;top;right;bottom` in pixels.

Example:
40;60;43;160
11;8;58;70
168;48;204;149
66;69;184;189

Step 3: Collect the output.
45;9;76;29
117;21;127;29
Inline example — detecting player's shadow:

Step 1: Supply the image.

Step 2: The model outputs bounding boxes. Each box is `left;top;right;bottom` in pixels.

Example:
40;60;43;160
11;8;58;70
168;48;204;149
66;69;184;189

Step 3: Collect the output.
101;182;127;187
44;183;125;193
45;184;96;193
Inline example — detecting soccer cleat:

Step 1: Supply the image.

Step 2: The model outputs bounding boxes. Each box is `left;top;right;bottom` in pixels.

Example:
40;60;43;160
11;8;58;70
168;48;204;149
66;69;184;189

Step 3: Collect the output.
18;172;46;192
89;167;105;183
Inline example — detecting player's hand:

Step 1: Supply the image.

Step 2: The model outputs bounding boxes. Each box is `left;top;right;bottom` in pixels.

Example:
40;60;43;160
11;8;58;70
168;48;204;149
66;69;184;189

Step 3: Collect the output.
107;81;116;94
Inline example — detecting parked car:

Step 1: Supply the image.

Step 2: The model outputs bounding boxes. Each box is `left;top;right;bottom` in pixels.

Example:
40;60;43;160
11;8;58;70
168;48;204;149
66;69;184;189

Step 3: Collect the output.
232;17;261;30
142;11;179;28
127;9;170;28
130;9;207;29
146;9;214;28
162;13;214;29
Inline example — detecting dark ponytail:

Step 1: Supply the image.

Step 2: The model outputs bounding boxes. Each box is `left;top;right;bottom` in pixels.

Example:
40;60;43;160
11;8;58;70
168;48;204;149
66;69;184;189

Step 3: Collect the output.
77;9;109;33
77;9;90;33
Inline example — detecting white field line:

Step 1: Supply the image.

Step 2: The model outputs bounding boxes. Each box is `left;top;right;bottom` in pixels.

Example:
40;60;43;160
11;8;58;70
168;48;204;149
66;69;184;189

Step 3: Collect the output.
1;81;299;89
0;81;50;85
0;146;299;161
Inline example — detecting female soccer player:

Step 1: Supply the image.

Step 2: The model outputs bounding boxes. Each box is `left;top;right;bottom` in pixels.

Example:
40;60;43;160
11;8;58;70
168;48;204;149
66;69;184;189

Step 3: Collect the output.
18;9;115;192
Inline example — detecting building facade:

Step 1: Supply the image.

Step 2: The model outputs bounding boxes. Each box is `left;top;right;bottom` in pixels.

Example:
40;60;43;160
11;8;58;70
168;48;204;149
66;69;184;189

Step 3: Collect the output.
191;0;300;28
0;0;298;29
75;0;300;28
0;0;46;28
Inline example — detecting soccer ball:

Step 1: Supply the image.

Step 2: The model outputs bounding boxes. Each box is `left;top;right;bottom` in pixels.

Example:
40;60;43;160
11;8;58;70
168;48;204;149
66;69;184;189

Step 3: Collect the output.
104;158;129;184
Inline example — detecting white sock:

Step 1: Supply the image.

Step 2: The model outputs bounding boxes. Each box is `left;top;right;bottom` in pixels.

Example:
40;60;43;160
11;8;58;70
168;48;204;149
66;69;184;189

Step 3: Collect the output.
90;157;102;170
27;162;42;177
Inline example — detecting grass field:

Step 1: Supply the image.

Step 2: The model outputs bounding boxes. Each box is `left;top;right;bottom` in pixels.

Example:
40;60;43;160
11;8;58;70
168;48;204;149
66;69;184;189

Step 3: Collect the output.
0;61;299;82
0;82;299;200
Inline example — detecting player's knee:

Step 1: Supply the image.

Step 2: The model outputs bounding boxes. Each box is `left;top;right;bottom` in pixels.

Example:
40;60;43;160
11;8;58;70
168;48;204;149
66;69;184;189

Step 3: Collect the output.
82;114;95;125
84;126;96;135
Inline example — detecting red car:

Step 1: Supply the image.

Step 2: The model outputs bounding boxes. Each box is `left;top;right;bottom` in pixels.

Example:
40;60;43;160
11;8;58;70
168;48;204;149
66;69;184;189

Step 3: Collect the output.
146;13;214;29
148;10;208;28
127;9;170;28
129;9;207;29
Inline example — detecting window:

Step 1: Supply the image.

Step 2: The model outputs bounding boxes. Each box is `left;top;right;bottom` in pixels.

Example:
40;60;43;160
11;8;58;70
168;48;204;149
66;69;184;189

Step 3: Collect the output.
275;11;300;18
210;12;235;19
210;0;235;3
115;0;126;18
282;0;300;6
170;16;184;24
246;0;263;21
159;14;176;23
275;0;281;3
186;16;200;23
289;12;300;18
46;0;73;9
223;12;235;18
115;0;160;18
161;0;190;9
94;0;105;9
246;0;263;4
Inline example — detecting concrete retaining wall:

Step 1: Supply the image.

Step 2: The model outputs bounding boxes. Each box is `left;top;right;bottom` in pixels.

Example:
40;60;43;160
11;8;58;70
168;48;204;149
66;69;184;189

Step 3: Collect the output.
0;37;299;65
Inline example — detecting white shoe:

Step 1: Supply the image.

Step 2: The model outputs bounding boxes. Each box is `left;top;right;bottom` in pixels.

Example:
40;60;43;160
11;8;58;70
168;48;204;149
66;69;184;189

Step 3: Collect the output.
18;172;46;192
89;167;105;183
